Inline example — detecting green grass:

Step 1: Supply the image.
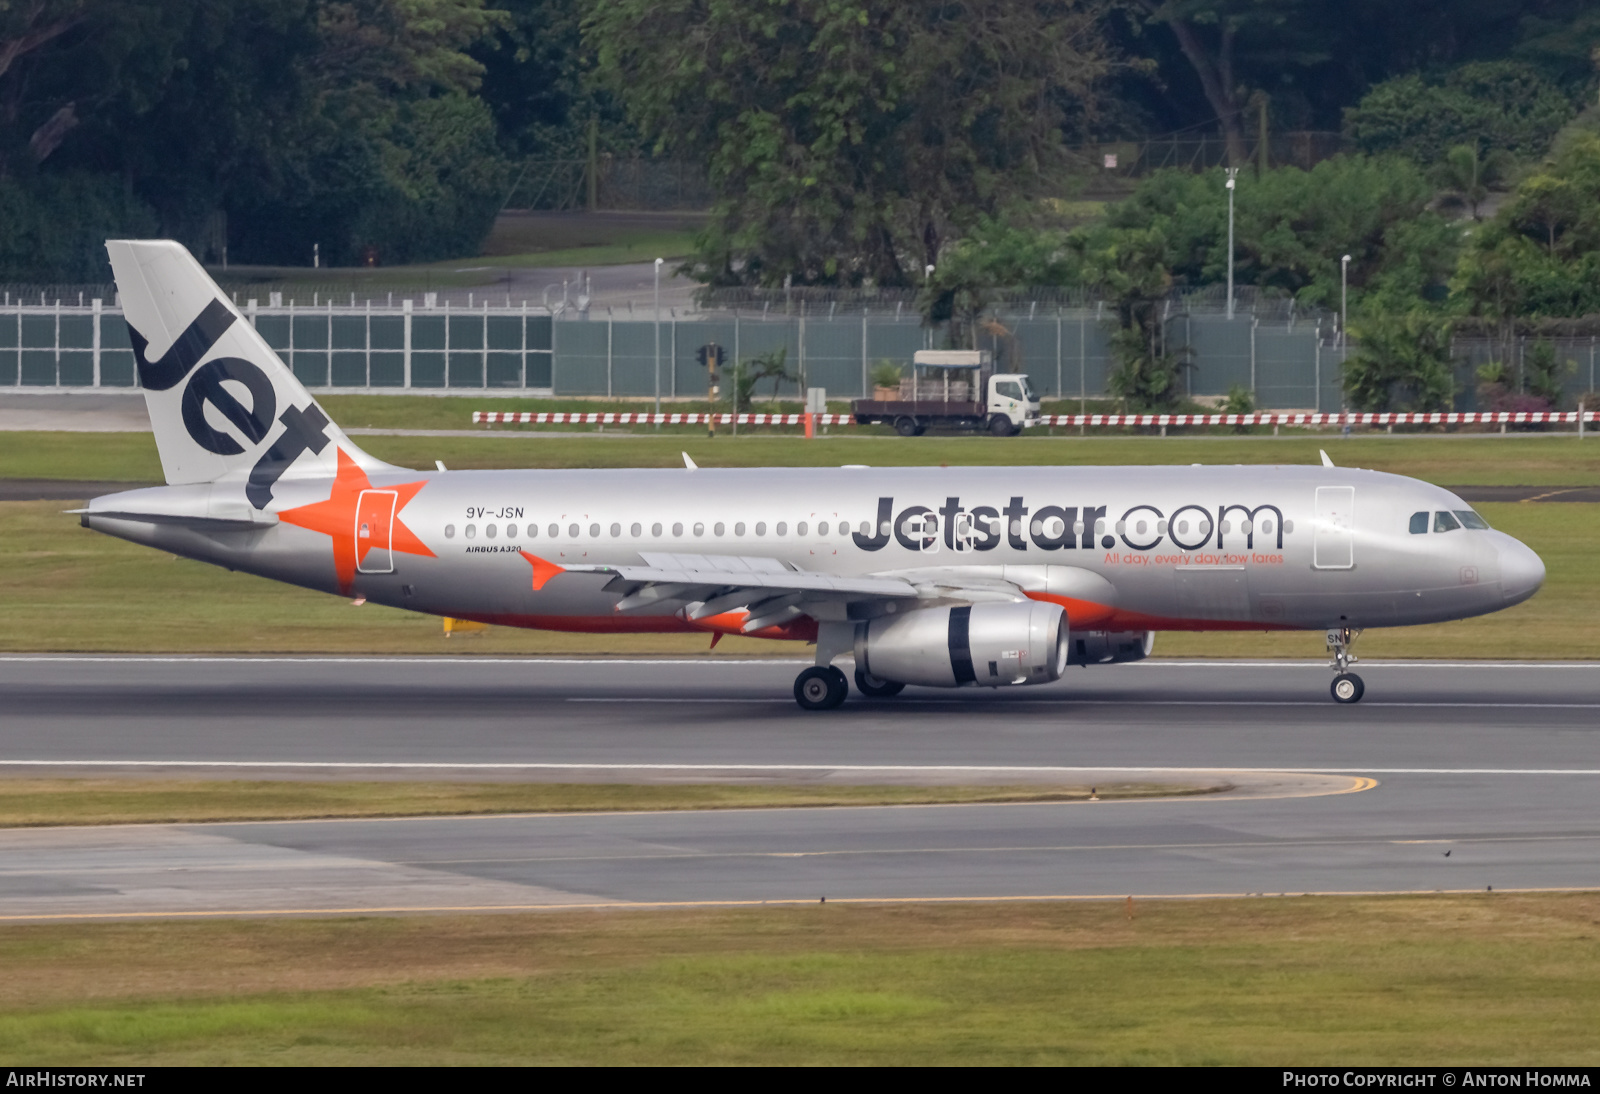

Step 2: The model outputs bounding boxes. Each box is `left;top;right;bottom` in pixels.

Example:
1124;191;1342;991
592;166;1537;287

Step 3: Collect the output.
474;229;697;268
4;896;1600;1063
211;212;704;289
6;427;1600;482
0;779;1207;827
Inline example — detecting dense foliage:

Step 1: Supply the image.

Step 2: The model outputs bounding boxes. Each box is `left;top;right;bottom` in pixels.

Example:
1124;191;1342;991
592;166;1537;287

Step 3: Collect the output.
1;0;1599;309
586;0;1119;288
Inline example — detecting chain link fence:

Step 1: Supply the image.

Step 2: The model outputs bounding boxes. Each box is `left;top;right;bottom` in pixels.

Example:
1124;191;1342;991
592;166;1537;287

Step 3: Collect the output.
4;288;1595;411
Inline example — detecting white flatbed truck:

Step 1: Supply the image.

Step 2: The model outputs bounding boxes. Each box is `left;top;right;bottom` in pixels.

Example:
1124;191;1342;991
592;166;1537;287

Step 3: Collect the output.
850;350;1041;436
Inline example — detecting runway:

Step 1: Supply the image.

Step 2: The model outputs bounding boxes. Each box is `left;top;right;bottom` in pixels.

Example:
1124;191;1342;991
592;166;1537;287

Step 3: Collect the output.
2;656;1598;919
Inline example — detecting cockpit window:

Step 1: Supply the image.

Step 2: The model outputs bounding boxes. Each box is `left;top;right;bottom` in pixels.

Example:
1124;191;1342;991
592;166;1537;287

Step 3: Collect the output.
1455;509;1489;530
1409;511;1429;535
1434;511;1461;532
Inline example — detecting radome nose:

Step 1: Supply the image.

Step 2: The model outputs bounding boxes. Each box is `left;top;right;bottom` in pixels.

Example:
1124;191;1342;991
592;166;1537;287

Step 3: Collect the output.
1496;535;1545;606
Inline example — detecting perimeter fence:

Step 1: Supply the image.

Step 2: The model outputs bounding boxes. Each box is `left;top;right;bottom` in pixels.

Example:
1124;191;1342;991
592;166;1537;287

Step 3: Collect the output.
2;288;1596;412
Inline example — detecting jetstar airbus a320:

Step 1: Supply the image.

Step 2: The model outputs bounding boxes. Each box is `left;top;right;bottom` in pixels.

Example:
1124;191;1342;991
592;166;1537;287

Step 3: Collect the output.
82;241;1546;708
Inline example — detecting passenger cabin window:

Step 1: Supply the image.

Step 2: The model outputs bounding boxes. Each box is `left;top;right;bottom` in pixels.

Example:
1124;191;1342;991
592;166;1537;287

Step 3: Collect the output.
1434;511;1461;532
1409;512;1429;534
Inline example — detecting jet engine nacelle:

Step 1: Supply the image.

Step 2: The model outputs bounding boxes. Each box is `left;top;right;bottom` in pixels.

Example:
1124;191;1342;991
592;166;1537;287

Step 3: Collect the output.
1066;630;1154;666
855;601;1068;688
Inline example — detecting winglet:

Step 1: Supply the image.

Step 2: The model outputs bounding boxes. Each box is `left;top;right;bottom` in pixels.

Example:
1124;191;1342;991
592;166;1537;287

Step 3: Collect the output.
520;551;565;591
1320;449;1335;468
682;452;698;470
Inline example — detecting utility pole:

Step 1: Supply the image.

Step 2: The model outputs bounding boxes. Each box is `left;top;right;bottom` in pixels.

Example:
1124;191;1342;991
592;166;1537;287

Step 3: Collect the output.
1225;169;1238;321
653;257;663;429
1340;254;1351;350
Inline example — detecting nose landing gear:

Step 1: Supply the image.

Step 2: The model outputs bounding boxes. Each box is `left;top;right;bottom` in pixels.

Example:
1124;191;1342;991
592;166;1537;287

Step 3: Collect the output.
1327;627;1364;704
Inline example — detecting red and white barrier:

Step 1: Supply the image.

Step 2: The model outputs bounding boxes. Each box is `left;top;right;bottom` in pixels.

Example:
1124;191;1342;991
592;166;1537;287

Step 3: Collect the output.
1035;410;1598;427
475;409;1596;429
473;411;855;426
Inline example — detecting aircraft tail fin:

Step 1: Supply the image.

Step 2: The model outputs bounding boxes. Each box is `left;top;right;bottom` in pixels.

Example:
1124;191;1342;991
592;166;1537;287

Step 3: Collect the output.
106;239;388;508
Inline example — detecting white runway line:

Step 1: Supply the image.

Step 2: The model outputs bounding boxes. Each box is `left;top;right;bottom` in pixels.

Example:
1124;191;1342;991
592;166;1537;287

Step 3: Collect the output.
4;761;1600;776
566;697;1600;708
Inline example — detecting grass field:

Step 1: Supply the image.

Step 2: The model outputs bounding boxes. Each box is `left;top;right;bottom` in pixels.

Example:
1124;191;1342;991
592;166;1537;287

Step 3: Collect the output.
0;780;1210;827
1;428;1596;657
6;426;1600;481
3;895;1600;1064
211;212;704;289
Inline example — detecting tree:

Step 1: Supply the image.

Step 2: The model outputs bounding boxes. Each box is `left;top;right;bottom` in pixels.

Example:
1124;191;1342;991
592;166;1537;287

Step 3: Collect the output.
1131;0;1324;167
1433;143;1517;221
586;0;1120;287
1;0;509;276
1343;61;1577;165
1076;224;1190;410
1343;312;1456;413
734;347;795;411
1452;132;1600;333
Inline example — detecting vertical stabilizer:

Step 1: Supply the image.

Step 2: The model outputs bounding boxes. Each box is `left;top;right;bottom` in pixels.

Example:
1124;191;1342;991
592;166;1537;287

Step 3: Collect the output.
106;239;388;508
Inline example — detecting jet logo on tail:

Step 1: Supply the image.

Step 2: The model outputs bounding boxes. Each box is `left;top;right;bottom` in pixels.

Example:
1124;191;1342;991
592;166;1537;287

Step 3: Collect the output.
129;298;332;508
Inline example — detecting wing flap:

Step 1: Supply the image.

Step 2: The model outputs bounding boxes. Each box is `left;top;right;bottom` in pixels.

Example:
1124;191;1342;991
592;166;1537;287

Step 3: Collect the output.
564;562;917;599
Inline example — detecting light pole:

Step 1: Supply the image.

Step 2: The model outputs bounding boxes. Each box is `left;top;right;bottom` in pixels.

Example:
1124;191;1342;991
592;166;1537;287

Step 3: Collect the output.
1340;254;1351;350
1225;168;1239;321
653;257;663;426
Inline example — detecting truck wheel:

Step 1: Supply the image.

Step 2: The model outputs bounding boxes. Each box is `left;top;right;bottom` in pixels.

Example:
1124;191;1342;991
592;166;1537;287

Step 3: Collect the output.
989;415;1016;437
894;417;919;437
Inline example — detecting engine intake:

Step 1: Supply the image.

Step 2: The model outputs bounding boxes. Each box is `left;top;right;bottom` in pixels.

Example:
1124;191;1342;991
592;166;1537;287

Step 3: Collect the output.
856;601;1068;688
1066;631;1154;665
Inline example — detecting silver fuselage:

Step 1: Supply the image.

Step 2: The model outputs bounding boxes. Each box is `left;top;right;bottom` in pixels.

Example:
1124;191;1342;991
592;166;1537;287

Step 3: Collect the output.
84;463;1545;638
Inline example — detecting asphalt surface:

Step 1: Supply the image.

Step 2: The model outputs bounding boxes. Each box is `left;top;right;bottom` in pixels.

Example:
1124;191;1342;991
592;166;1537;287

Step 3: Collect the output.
2;656;1599;919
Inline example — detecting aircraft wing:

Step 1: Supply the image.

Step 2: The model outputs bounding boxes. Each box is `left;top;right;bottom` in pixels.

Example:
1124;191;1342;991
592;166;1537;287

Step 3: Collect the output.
557;553;1063;633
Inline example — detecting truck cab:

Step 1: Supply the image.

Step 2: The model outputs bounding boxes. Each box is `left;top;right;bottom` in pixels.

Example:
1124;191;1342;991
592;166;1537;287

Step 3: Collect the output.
851;350;1041;436
986;373;1040;434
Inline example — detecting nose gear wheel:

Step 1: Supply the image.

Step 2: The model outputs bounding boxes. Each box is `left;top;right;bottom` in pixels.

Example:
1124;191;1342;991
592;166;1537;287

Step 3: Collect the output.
1326;627;1364;704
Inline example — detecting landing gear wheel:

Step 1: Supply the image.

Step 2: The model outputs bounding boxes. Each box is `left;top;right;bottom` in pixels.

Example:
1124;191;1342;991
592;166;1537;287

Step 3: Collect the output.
795;666;849;710
989;414;1016;437
894;416;919;437
854;669;905;698
1331;672;1365;704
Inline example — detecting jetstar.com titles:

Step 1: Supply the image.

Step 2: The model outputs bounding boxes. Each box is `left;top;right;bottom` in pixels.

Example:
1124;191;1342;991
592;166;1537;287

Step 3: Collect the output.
851;496;1288;556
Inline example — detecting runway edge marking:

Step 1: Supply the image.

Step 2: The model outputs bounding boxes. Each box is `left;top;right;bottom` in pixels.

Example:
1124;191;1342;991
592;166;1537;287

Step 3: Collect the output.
5;885;1600;923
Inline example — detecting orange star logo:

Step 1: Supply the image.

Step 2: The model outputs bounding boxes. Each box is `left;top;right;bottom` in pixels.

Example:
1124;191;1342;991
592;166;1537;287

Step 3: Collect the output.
278;449;434;594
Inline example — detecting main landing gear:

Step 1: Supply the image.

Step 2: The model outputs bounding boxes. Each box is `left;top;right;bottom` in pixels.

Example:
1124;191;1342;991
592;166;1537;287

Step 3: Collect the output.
794;665;849;710
854;669;905;698
1327;626;1364;704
